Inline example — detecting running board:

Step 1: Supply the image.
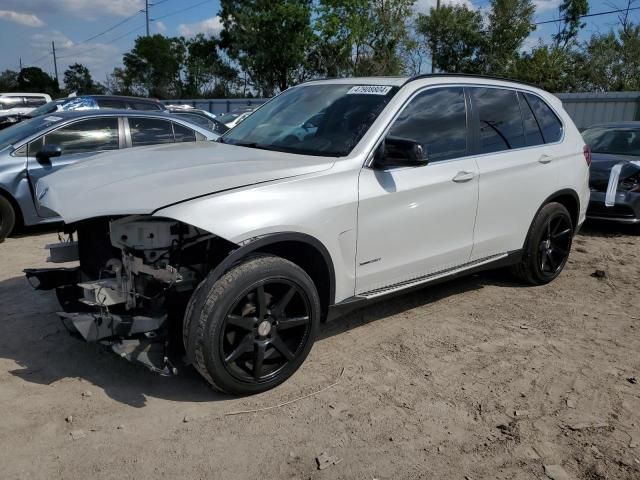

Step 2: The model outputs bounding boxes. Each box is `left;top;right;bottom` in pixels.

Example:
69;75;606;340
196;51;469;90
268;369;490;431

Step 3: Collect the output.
359;253;508;299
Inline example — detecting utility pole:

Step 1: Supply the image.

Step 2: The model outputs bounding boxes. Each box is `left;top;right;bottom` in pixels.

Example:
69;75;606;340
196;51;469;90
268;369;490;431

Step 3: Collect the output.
19;57;22;71
145;0;150;36
431;0;441;73
52;41;59;87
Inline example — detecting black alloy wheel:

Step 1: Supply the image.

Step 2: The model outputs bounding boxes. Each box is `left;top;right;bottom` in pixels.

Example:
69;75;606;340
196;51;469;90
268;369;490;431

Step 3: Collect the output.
186;255;321;395
514;202;574;285
221;279;313;382
538;213;573;277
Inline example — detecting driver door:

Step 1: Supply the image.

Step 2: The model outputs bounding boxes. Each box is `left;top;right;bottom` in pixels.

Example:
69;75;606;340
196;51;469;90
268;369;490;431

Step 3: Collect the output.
27;117;122;217
356;87;479;295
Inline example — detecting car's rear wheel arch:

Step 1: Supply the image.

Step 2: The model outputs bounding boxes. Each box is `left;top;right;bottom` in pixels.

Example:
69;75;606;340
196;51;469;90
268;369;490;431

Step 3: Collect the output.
543;189;580;233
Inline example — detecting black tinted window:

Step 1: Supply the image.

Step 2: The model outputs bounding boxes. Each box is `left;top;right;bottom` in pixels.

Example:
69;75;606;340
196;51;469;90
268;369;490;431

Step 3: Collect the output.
173;122;196;142
518;92;544;146
130;117;174;146
524;93;563;143
471;88;525;153
24;96;47;107
130;102;162;111
45;118;119;154
387;87;467;162
97;99;127;109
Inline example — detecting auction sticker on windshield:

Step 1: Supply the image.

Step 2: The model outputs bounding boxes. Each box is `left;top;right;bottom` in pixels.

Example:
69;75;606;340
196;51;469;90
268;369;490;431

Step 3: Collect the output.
347;86;393;95
44;116;63;122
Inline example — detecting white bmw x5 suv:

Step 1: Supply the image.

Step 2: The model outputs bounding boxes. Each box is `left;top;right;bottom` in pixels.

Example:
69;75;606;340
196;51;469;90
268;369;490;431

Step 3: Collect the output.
27;75;590;395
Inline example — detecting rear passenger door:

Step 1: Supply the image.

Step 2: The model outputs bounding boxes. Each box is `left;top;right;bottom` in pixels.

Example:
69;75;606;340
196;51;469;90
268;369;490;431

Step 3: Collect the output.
469;87;563;260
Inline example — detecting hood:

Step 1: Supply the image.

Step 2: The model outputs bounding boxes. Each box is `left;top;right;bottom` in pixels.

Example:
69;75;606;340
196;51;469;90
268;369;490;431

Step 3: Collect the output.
589;153;640;190
38;141;334;223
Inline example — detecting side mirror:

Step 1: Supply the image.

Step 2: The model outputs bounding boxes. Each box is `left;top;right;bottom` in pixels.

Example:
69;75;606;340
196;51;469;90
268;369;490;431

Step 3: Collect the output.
36;144;62;161
373;136;429;168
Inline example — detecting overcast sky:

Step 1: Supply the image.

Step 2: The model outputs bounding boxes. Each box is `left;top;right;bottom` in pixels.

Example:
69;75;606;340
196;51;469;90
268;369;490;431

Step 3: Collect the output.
0;0;635;87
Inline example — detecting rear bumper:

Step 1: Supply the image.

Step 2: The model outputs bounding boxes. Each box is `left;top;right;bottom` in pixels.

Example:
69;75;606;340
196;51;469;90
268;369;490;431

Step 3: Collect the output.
586;190;640;223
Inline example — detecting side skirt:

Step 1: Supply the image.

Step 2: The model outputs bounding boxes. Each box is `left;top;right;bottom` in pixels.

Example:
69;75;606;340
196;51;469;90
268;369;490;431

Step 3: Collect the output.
326;250;522;322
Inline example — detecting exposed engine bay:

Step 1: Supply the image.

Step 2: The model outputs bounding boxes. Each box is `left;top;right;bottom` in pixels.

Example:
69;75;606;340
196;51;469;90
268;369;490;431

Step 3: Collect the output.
25;215;236;374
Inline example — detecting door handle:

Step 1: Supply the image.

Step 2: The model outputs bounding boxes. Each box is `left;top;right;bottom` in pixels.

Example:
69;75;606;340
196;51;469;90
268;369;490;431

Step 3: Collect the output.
452;171;475;183
538;154;552;164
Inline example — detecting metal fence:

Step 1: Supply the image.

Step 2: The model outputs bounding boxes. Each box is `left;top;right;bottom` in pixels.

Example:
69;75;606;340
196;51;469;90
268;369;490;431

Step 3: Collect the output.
163;91;640;130
555;91;640;130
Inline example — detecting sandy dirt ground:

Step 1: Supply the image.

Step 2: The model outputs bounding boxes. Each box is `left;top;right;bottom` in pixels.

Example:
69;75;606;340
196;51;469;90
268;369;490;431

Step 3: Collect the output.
0;224;639;480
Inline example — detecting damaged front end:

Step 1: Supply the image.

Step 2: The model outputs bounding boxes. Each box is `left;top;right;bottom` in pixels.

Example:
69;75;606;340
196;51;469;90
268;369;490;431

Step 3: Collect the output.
25;216;236;375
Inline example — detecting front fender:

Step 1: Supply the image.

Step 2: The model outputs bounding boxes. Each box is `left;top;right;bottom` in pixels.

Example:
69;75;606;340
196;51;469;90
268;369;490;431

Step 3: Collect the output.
155;166;360;303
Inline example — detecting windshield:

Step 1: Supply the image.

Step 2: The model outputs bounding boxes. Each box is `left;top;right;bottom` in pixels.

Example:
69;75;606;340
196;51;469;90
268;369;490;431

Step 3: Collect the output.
220;84;398;157
0;115;64;149
583;127;640;157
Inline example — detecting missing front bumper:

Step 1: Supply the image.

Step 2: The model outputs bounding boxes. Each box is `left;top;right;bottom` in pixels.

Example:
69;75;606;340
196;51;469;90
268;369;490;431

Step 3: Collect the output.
58;311;176;375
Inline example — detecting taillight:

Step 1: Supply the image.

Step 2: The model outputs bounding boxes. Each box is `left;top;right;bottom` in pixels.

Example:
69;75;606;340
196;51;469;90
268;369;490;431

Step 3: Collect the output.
583;144;592;166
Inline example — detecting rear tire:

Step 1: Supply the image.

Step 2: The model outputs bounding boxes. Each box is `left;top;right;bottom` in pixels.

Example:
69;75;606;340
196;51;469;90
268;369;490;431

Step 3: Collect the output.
185;255;320;395
513;202;574;285
0;195;16;242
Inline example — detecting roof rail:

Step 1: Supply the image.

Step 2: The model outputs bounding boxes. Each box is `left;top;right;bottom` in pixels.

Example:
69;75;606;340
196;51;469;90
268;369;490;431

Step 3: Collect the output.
404;73;540;89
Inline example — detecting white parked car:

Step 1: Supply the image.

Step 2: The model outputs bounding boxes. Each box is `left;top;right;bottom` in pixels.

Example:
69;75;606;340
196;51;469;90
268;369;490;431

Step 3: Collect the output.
27;75;590;395
0;92;52;117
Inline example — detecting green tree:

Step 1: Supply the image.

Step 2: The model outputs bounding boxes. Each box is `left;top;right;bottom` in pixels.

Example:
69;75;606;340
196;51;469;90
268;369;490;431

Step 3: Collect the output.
415;4;484;73
219;0;314;95
554;0;589;48
483;0;536;75
17;67;59;95
581;24;640;91
184;34;238;98
313;0;416;77
512;43;584;91
122;34;186;98
0;69;19;91
63;63;104;94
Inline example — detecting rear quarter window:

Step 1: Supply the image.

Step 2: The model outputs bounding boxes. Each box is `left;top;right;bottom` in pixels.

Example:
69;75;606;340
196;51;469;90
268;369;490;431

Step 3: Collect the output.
524;93;563;143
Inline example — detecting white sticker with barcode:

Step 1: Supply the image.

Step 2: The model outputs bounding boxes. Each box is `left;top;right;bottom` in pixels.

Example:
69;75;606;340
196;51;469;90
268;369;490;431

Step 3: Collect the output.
44;116;63;122
347;85;392;95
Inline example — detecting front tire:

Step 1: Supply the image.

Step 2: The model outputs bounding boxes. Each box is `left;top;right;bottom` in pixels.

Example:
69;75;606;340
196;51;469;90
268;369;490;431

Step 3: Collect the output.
514;202;574;285
0;195;16;242
186;255;320;395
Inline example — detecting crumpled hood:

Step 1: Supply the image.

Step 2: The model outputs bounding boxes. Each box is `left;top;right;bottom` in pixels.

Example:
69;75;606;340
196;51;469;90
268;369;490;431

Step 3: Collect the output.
590;153;640;190
38;141;334;223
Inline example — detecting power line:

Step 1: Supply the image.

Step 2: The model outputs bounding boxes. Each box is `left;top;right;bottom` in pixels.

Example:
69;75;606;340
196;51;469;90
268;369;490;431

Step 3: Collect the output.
56;24;146;59
151;0;211;22
534;5;640;25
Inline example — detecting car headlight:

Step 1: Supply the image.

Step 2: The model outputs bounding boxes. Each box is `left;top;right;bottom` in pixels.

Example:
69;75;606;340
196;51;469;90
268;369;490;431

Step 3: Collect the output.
619;174;640;192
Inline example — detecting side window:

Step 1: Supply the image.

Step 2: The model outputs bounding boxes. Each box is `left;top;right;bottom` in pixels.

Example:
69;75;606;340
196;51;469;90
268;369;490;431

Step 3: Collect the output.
518;92;544;147
0;96;23;109
27;137;44;156
129;118;174;146
130;102;162;111
177;112;211;129
25;96;47;107
524;93;563;143
471;87;525;153
44;118;119;155
173;122;197;142
97;99;127;109
387;87;467;163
